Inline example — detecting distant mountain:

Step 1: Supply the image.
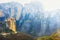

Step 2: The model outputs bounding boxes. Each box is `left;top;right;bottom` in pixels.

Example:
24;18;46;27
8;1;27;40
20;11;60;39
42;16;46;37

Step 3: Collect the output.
0;2;23;20
0;2;60;37
0;2;23;31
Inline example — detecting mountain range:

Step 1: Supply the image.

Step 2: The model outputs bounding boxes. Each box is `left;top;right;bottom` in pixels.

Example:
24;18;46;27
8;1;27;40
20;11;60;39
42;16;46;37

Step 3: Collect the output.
0;2;60;37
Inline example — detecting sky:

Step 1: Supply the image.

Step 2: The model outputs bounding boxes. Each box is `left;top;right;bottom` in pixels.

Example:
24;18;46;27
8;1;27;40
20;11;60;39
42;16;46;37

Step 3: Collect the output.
0;0;60;11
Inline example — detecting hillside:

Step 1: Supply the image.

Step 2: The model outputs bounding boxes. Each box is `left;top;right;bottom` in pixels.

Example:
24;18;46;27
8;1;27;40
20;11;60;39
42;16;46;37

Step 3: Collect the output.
0;32;37;40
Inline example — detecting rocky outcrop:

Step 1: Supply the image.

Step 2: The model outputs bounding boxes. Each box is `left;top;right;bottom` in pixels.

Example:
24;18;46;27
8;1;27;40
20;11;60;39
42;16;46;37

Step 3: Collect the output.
5;17;16;33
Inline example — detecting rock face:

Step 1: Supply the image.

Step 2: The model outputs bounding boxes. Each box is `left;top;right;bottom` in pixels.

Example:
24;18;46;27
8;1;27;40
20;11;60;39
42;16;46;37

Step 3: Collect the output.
5;17;16;33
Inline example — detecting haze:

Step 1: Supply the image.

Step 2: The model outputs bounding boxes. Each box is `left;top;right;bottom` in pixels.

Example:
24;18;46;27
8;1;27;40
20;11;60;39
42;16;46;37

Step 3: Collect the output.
0;0;60;11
